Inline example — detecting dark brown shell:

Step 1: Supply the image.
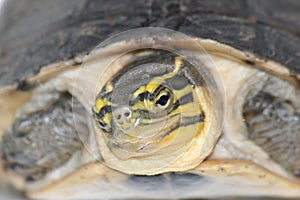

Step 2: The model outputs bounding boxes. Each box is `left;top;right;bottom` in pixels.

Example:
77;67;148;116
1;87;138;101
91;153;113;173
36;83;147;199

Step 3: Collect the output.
0;0;299;88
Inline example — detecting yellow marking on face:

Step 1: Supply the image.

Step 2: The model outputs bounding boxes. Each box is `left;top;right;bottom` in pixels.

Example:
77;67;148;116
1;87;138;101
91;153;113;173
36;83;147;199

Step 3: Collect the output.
94;98;106;113
173;84;192;99
101;112;112;129
173;122;204;144
132;85;146;98
93;97;115;114
145;82;160;94
155;114;204;150
132;80;162;98
93;97;113;132
131;100;148;111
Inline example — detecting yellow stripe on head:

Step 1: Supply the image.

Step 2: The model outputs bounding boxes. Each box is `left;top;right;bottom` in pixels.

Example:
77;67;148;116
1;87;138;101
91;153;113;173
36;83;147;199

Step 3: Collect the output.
94;98;110;113
172;84;192;99
132;79;163;98
94;99;104;113
145;82;161;94
132;85;146;98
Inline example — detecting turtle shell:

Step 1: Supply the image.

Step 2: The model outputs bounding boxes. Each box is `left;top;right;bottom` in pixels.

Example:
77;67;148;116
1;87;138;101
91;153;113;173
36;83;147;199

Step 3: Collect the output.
0;0;299;87
0;1;300;200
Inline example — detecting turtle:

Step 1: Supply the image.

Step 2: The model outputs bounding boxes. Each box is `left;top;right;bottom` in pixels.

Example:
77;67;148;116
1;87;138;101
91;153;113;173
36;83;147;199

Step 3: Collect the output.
0;0;300;199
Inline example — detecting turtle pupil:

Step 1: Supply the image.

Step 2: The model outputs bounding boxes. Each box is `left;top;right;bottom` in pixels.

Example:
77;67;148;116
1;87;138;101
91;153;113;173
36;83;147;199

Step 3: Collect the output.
156;95;169;106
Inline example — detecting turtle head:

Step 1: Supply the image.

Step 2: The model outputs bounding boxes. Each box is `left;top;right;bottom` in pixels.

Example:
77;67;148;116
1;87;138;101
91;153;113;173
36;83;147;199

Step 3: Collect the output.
92;56;205;161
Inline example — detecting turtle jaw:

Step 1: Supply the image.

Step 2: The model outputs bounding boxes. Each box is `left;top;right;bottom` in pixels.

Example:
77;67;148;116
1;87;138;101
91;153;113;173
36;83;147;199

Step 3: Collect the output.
107;113;183;156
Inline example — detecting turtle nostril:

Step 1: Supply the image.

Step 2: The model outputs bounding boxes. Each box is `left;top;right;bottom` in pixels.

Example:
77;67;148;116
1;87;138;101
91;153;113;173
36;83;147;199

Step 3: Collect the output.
114;106;132;124
124;112;130;117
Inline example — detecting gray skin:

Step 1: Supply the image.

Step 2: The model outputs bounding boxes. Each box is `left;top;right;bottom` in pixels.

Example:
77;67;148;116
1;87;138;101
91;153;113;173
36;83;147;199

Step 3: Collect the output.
0;1;300;200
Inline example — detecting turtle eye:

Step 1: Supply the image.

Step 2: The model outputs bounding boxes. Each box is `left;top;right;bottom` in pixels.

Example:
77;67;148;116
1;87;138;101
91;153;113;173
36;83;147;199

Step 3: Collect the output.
155;93;170;108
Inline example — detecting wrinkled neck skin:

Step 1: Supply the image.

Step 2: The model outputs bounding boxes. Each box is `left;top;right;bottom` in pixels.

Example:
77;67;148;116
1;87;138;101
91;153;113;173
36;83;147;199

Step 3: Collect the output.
0;37;300;199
